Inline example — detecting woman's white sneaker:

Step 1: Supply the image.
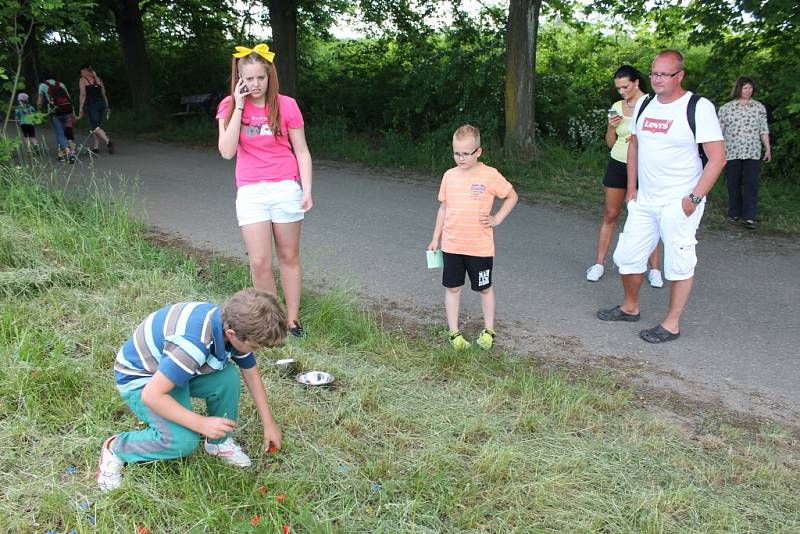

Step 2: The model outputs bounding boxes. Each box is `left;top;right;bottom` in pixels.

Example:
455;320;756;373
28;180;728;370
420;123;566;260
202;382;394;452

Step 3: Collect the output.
586;264;605;282
204;437;252;467
648;269;664;288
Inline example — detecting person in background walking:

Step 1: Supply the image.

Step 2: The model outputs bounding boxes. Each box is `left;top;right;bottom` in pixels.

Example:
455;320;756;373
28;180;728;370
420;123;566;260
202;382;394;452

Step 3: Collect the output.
587;65;662;287
76;64;114;154
14;92;39;154
718;76;771;230
37;70;76;163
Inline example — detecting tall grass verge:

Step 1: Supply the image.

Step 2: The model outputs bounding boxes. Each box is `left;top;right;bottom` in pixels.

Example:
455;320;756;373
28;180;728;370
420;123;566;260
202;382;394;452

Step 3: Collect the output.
3;159;796;533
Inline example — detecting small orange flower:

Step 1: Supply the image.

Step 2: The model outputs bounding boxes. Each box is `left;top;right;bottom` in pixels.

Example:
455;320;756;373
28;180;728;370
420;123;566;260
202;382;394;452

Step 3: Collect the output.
276;494;287;503
251;514;262;527
257;485;269;494
136;526;149;534
268;445;278;453
283;525;290;534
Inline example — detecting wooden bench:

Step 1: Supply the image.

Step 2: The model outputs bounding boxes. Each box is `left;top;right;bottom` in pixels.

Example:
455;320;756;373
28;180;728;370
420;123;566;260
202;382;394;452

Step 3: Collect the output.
173;93;215;117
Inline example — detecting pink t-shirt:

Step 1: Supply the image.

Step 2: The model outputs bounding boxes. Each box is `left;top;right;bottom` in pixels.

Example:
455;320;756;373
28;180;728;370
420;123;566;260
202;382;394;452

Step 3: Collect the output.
216;95;304;187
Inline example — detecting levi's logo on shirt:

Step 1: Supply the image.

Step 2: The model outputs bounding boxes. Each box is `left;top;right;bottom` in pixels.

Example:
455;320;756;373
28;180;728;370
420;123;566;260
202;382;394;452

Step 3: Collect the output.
641;117;673;134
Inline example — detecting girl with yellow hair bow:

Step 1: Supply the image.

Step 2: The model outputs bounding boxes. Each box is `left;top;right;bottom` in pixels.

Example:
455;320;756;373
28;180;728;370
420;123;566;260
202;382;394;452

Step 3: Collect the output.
216;44;314;338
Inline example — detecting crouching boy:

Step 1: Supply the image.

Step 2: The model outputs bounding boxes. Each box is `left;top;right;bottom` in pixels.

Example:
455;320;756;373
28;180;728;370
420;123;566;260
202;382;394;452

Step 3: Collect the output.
97;288;286;491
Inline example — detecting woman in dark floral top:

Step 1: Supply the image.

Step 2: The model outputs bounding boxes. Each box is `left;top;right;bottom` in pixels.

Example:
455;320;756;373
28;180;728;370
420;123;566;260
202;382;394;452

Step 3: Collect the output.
718;77;771;229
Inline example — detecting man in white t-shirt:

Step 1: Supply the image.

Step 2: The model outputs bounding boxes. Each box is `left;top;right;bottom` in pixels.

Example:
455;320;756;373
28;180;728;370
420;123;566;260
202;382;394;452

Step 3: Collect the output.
597;50;726;343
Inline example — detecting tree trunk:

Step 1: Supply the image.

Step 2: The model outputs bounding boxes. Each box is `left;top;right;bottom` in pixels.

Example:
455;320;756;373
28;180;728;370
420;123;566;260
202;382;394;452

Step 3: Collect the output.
2;16;35;136
267;0;298;98
111;0;153;109
21;17;39;96
504;0;540;153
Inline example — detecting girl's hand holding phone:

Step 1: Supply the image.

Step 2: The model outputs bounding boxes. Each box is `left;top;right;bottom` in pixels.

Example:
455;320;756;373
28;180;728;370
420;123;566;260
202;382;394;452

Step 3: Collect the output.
234;78;251;108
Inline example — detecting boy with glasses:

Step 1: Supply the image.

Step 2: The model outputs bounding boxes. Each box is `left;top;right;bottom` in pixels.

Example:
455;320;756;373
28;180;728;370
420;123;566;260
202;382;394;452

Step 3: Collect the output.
427;125;518;350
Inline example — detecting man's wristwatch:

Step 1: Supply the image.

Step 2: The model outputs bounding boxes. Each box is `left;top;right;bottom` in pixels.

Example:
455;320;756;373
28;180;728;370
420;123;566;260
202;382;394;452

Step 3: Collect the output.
688;193;702;205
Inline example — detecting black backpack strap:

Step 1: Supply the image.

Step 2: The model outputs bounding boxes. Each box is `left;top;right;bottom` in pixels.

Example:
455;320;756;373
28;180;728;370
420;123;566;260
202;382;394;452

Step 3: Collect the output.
687;93;700;140
687;93;708;166
635;94;655;127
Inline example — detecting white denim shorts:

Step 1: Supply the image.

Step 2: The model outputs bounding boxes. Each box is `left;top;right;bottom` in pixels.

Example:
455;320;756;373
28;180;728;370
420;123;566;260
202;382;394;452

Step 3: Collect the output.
235;179;304;226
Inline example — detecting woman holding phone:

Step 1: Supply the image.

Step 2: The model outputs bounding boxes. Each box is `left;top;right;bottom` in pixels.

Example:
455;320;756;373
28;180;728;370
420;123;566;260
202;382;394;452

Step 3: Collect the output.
216;44;313;337
586;65;661;286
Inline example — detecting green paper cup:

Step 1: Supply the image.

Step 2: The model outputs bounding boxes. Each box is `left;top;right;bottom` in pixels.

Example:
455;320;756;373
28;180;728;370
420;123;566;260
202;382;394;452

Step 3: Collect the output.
426;249;443;269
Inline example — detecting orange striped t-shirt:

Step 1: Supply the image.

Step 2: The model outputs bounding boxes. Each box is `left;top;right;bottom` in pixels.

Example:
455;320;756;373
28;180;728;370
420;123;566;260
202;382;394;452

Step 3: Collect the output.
438;163;514;257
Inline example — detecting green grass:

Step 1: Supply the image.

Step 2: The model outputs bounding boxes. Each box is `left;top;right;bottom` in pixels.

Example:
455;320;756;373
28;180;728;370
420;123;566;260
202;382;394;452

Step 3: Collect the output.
2;161;797;533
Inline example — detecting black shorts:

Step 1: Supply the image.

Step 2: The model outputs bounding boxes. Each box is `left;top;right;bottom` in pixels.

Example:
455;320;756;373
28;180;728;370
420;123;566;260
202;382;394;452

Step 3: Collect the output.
442;252;493;291
603;157;628;189
20;124;35;138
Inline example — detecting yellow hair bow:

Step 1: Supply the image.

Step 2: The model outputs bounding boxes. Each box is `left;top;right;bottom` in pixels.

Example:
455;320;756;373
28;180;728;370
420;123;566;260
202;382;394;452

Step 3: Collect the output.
233;44;275;63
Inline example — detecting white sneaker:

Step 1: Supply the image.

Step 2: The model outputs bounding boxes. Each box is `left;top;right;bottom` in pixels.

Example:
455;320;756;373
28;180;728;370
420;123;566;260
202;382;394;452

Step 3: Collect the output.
648;269;664;288
204;437;252;467
586;264;605;282
97;435;125;492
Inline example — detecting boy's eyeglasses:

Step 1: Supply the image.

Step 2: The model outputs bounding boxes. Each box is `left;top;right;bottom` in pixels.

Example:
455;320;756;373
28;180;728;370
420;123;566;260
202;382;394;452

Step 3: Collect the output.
453;147;480;158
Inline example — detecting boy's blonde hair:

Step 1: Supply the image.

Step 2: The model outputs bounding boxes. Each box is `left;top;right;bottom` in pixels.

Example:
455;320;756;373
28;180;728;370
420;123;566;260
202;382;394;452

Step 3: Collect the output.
221;288;287;347
453;124;481;146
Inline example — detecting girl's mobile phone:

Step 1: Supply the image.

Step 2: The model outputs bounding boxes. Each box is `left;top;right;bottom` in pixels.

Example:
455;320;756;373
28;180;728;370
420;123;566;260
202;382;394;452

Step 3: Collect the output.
608;108;619;117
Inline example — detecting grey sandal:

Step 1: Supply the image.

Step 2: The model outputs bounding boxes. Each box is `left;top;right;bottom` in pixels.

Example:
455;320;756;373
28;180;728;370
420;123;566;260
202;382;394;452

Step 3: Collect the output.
639;325;680;343
597;305;640;322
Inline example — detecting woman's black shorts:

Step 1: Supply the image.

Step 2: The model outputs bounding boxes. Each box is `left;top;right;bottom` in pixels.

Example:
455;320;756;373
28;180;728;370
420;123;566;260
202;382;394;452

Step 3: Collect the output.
603;157;628;189
20;124;35;138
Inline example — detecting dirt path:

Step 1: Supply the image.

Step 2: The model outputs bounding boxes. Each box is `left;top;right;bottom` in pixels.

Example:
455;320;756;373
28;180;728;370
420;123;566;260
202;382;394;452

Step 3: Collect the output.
58;135;800;428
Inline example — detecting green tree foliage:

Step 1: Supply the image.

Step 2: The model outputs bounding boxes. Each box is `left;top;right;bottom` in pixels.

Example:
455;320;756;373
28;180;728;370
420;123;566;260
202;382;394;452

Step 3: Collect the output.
299;9;506;144
589;0;797;180
684;0;800;180
0;0;92;154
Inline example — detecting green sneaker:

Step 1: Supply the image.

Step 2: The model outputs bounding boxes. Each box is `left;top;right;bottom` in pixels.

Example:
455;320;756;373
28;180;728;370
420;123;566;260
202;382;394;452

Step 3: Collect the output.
476;328;495;350
449;330;471;350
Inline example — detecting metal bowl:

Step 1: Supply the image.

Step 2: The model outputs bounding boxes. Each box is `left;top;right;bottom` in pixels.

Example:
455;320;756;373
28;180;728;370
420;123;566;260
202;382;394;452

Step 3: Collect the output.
295;371;334;386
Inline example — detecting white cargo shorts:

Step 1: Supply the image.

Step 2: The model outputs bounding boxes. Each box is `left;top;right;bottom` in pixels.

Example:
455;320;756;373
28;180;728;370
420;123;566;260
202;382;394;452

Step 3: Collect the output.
613;197;705;281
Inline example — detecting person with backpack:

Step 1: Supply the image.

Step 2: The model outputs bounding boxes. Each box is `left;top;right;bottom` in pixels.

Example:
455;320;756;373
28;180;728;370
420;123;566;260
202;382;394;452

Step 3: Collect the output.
596;50;725;344
76;65;114;154
37;70;75;163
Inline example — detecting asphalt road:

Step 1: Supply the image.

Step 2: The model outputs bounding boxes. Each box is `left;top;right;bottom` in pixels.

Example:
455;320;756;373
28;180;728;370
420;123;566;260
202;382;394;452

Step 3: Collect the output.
55;135;799;427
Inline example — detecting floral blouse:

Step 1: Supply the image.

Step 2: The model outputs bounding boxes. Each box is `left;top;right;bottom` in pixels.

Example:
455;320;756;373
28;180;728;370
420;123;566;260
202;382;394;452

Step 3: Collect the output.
718;99;769;161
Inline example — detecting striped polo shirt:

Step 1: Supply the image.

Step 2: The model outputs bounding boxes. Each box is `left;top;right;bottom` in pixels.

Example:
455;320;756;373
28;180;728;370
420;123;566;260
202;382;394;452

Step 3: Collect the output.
438;163;514;257
114;302;256;392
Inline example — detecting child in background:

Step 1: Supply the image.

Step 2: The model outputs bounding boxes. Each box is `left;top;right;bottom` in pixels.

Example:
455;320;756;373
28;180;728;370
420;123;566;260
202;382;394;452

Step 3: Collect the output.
428;125;518;350
97;288;287;492
14;93;39;154
64;113;77;158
